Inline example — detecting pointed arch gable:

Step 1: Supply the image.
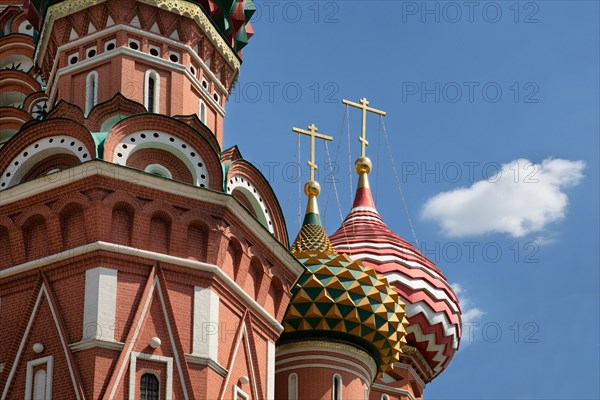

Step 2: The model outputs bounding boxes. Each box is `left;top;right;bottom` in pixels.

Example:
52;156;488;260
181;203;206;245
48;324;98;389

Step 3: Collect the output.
45;101;86;126
104;114;222;191
172;114;221;155
0;119;95;190
85;93;147;132
226;160;289;245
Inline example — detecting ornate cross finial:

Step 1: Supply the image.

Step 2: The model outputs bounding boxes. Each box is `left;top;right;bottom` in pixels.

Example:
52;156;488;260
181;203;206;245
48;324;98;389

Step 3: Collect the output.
342;97;387;158
292;124;333;183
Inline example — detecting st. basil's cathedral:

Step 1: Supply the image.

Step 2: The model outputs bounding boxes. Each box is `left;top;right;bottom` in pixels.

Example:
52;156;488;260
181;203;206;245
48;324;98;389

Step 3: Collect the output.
0;1;462;399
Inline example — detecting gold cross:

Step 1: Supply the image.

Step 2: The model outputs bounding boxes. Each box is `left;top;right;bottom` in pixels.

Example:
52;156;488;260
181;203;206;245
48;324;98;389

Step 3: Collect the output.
292;124;333;183
342;97;387;158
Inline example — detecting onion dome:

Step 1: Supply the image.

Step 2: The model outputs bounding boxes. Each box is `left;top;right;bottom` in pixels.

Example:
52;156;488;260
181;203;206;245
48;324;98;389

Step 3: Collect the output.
330;156;462;380
281;170;409;375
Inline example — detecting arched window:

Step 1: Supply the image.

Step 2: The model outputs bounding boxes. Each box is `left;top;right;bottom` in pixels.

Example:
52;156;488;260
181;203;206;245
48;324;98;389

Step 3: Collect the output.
288;373;298;400
85;71;98;116
33;370;47;399
381;394;390;400
140;373;159;400
145;164;172;179
332;374;342;400
145;70;160;113
199;100;207;124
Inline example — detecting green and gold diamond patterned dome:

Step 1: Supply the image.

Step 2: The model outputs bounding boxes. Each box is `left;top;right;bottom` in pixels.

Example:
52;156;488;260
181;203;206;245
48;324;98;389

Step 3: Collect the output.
281;181;409;374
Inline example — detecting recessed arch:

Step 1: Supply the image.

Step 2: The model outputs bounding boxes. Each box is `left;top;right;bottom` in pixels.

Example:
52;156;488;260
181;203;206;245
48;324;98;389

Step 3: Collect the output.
0;135;91;189
228;174;274;234
112;130;208;187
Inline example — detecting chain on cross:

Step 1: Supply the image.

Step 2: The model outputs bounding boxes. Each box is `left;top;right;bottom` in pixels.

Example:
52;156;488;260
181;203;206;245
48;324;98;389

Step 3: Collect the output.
342;97;387;158
292;123;333;183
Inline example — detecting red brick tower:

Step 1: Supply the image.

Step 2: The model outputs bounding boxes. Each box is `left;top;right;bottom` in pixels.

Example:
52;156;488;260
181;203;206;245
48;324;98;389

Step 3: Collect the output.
0;1;304;399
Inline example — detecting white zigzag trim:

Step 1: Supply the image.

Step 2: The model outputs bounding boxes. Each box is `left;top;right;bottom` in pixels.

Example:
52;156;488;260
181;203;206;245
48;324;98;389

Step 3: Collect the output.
385;272;460;313
408;323;449;372
405;302;459;349
340;249;445;282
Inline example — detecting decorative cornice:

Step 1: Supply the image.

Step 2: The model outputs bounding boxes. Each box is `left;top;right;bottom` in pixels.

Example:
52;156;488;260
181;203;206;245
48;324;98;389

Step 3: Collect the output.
185;354;228;377
35;0;240;73
69;339;125;352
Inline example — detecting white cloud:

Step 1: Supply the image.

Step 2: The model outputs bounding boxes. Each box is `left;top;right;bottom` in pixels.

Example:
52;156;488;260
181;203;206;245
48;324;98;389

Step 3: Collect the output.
452;283;485;325
422;158;585;238
452;283;485;346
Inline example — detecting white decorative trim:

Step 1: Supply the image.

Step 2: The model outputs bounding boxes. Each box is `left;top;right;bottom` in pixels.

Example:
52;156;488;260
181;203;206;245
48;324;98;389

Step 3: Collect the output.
144;69;160;113
144;164;173;179
113;130;209;188
371;383;416;400
0;135;90;190
83;268;118;342
287;373;298;400
42;24;228;110
69;338;124;352
266;341;275;400
227;174;274;233
276;343;377;381
332;373;342;400
219;323;259;400
192;287;220;361
85;70;98;116
185;354;227;376
25;356;53;400
277;355;374;385
233;385;250;400
390;362;426;390
109;276;189;399
198;99;207;124
128;352;173;400
1;284;80;400
0;161;304;278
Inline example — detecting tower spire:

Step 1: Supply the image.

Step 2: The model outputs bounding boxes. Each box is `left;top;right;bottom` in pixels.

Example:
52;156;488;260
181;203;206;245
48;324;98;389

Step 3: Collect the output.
342;97;386;209
290;123;335;254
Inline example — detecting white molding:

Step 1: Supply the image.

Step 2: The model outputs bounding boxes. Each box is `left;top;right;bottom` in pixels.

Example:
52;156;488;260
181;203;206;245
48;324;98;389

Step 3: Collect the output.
371;383;416;400
233;385;250;400
219;323;258;400
113;130;209;188
108;276;189;400
287;373;298;400
143;69;160;114
85;70;98;116
192;287;220;361
277;364;369;388
42;24;227;111
277;355;374;385
266;341;275;400
83;267;117;342
0;161;304;277
185;354;227;377
0;134;90;189
128;352;173;400
69;338;124;352
332;373;342;400
35;1;239;76
276;342;377;381
25;355;53;400
1;284;80;400
392;362;426;389
227;174;274;233
0;241;285;332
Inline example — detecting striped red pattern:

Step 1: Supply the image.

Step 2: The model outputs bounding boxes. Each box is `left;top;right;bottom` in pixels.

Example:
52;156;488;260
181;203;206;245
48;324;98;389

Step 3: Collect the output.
330;181;462;380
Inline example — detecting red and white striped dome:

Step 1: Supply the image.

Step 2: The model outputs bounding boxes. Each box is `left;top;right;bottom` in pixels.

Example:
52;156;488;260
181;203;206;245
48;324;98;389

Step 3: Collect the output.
330;166;462;380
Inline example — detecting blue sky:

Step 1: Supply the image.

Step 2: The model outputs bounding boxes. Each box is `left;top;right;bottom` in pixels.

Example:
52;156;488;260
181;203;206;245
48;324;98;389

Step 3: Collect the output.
223;1;599;399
